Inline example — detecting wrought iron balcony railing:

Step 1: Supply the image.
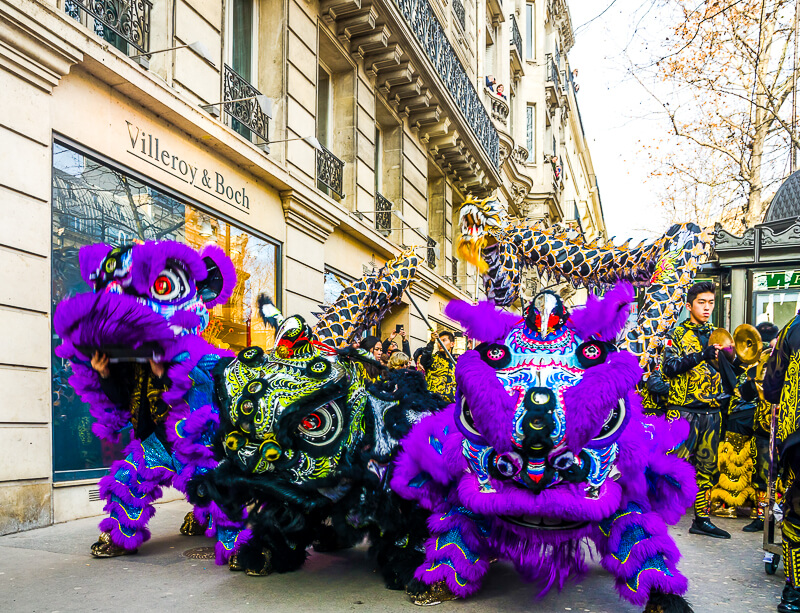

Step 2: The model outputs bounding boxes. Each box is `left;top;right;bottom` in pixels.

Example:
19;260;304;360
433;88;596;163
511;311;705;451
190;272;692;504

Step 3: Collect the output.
545;54;560;88
394;0;499;168
223;64;270;145
376;193;393;234
317;144;345;198
64;0;151;54
426;236;437;269
453;0;466;31
509;13;523;60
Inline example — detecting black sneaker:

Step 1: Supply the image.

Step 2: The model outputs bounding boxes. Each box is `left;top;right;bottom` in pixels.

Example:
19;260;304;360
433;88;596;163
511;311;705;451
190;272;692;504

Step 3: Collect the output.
778;582;800;612
743;518;764;532
689;517;731;539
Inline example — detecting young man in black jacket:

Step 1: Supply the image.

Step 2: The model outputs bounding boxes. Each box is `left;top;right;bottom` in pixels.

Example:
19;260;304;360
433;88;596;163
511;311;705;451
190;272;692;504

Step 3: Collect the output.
764;310;800;612
661;281;731;539
419;330;456;403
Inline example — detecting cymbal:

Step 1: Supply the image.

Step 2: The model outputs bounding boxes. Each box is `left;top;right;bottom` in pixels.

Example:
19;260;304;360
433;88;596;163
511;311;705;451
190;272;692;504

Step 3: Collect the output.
734;324;762;365
707;327;734;366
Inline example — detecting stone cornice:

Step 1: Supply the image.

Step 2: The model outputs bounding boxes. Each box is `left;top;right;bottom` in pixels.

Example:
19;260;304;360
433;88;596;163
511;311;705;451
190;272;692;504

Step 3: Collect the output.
408;271;437;301
0;0;83;92
280;189;341;242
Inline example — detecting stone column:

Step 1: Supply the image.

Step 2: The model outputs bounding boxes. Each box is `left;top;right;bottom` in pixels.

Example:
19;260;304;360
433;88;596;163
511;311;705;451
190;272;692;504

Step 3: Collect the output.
0;0;82;534
730;267;748;328
280;189;340;320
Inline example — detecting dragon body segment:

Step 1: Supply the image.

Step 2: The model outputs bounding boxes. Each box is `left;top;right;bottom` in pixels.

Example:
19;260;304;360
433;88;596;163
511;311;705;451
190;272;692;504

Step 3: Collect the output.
313;249;419;347
458;197;712;373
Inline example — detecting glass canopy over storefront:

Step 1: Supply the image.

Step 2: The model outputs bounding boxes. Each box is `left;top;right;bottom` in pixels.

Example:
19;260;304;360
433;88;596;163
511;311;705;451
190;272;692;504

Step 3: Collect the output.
51;142;280;481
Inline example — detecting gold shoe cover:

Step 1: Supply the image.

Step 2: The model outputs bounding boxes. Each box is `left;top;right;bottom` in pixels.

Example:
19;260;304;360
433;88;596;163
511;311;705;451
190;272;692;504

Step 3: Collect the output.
90;531;137;558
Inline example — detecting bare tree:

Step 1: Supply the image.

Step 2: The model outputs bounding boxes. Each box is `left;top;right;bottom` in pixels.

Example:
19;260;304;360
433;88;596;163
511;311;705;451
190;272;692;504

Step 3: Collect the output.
631;0;800;230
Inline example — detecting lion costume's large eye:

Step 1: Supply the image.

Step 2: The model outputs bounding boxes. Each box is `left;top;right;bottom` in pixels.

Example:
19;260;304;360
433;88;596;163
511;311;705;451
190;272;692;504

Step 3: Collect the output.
296;401;344;454
586;398;629;449
454;393;489;444
150;265;190;302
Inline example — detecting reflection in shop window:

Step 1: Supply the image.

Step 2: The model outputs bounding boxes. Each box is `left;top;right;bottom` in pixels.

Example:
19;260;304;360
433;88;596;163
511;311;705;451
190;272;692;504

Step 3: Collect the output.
754;291;800;329
51;142;280;481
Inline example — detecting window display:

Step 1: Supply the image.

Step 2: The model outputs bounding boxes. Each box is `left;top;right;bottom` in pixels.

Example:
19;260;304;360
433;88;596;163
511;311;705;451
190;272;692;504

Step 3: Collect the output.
51;142;280;480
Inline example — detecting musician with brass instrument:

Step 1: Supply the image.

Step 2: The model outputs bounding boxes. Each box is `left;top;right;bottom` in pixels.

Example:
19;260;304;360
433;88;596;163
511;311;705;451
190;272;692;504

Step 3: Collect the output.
712;322;779;532
764;309;800;613
662;281;733;539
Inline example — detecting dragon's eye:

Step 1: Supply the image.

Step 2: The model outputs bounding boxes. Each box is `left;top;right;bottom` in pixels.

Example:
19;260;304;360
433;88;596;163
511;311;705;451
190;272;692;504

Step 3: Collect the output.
150;265;189;302
225;432;246;451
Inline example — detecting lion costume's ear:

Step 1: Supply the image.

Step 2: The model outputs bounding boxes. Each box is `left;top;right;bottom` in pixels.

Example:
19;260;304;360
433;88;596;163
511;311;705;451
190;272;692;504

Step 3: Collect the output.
196;244;237;308
444;300;521;344
78;243;114;287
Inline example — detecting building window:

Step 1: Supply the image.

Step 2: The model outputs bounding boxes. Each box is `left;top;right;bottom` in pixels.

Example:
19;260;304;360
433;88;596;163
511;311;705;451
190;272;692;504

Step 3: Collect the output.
526;2;534;61
228;0;257;140
51;142;280;482
64;0;137;54
375;125;383;194
323;268;356;306
526;103;535;162
317;65;333;149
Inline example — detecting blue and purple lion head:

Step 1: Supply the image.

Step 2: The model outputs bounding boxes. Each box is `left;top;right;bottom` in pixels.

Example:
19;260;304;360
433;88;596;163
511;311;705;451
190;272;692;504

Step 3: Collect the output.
392;283;697;610
55;241;235;362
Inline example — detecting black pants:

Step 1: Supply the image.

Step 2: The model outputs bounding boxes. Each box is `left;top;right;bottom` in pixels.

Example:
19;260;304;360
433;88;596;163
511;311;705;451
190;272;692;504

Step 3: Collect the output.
672;408;721;518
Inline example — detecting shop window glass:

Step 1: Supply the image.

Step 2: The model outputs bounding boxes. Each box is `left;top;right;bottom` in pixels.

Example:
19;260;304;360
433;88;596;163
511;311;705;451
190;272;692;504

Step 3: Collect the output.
51;142;280;481
754;291;800;330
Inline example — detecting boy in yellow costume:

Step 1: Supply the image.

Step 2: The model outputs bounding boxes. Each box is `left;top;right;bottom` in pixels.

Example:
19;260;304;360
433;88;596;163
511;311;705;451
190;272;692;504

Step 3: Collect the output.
662;281;731;539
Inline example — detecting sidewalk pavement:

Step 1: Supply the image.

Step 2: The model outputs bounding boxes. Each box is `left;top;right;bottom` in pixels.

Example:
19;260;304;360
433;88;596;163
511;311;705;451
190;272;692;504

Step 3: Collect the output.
0;500;785;612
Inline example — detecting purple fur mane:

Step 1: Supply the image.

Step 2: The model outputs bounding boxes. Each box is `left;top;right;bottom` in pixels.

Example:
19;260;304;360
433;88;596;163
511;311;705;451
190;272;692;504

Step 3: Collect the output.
392;283;695;607
54;240;243;557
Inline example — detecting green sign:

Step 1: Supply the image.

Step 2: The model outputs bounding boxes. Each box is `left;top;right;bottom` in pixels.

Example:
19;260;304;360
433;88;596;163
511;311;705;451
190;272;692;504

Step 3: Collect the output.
755;271;800;290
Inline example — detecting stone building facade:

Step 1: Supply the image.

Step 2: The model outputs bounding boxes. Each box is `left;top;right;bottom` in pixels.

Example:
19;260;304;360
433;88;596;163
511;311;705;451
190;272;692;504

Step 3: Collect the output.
0;0;603;533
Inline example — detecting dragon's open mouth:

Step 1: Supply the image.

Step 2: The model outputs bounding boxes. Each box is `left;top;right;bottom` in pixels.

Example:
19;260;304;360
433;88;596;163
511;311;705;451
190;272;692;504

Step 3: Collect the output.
501;514;589;530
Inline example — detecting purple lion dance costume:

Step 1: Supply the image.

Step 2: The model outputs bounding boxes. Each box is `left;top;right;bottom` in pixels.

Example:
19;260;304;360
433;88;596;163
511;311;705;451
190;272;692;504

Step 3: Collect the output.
392;283;698;612
54;241;249;561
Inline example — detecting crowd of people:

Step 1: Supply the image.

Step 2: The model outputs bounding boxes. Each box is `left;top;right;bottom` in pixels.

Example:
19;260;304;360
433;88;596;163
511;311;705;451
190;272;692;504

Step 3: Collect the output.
354;327;458;402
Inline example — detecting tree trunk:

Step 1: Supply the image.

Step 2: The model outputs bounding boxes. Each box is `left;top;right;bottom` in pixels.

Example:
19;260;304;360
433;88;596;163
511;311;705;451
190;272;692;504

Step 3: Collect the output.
746;1;778;227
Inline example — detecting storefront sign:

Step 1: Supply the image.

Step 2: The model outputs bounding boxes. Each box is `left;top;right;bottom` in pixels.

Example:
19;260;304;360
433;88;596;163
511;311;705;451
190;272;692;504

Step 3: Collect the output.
125;121;250;214
754;270;800;290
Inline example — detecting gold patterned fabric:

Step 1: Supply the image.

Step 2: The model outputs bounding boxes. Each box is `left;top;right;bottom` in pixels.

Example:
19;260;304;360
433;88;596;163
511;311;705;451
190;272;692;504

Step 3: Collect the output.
425;354;456;403
778;350;800;445
128;364;168;434
663;322;722;410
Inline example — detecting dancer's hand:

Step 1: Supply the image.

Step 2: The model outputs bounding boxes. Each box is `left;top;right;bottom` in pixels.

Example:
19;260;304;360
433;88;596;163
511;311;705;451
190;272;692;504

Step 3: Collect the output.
149;360;166;378
91;352;110;379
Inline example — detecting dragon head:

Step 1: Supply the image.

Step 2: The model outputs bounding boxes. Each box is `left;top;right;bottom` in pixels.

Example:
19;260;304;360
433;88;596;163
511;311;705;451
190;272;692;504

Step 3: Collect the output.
216;314;372;483
444;283;643;539
456;196;508;273
54;241;236;363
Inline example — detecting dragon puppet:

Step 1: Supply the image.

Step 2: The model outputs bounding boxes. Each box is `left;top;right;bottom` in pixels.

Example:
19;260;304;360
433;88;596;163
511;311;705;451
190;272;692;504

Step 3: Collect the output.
391;284;698;611
53;241;250;561
457;196;713;374
188;249;449;586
